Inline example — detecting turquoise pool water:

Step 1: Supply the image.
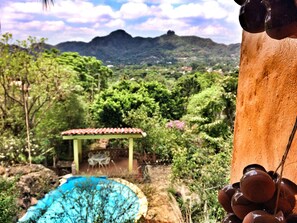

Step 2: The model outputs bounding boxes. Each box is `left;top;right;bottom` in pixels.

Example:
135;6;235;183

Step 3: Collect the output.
18;176;140;223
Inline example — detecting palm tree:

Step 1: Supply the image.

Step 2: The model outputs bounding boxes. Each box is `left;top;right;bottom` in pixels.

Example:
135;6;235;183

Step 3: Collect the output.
41;0;54;8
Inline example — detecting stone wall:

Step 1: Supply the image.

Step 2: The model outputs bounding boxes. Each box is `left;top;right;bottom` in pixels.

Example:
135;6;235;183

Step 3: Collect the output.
231;31;297;184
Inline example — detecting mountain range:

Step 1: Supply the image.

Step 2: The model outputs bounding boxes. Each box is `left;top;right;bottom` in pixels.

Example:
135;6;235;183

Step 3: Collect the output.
53;29;240;66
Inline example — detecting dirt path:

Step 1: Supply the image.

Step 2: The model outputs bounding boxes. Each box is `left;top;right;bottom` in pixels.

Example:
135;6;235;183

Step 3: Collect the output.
138;165;183;223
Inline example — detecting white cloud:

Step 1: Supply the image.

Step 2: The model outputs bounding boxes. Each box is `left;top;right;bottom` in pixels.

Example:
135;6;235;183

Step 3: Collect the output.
120;2;150;19
156;1;228;19
218;0;240;24
5;1;45;14
184;24;225;36
93;18;125;29
2;11;34;21
133;0;188;4
1;2;36;21
178;23;242;44
41;21;66;31
46;0;117;23
105;19;126;28
42;25;100;44
12;20;65;32
162;3;203;19
201;1;228;19
1;0;118;23
137;17;189;32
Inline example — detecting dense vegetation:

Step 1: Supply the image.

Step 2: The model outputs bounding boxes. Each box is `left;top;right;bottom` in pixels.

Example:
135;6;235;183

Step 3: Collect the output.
0;33;238;222
0;176;19;223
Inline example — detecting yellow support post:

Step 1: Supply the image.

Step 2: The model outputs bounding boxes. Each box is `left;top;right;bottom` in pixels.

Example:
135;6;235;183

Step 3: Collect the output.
78;139;82;162
73;139;80;172
128;138;133;172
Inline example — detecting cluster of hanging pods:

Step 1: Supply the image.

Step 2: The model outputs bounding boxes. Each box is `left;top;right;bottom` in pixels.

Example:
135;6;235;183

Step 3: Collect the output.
235;0;297;39
218;164;297;223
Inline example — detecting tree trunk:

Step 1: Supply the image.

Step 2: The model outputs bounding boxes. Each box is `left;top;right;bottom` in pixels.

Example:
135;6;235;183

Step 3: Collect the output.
23;84;32;165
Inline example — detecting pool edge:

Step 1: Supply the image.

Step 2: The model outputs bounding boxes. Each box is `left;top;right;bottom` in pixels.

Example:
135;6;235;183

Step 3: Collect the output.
112;178;148;222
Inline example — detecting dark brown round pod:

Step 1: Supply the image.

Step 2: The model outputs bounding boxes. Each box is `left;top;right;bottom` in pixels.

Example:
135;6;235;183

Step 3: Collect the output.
286;214;297;223
243;210;285;223
234;0;246;6
218;183;240;213
263;0;297;39
240;166;275;203
243;164;267;174
222;213;242;223
264;178;296;216
239;0;267;33
231;190;261;220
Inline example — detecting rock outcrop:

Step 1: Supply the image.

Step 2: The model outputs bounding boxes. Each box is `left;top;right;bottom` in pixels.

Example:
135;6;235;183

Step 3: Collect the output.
231;31;297;188
0;164;59;211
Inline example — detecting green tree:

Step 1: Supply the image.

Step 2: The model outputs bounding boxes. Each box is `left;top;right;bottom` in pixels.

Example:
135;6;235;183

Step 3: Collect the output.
123;106;179;161
182;71;238;151
172;73;202;116
173;73;201;100
0;33;76;164
35;93;86;162
91;87;157;127
185;85;230;150
142;81;183;120
46;51;112;101
91;80;184;127
196;72;221;90
220;72;238;129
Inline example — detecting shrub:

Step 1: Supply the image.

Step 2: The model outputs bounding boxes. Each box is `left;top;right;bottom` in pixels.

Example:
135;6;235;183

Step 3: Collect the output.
0;176;19;223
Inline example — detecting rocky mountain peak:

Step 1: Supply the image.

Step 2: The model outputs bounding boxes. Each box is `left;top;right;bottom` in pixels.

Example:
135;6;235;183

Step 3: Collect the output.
108;29;132;39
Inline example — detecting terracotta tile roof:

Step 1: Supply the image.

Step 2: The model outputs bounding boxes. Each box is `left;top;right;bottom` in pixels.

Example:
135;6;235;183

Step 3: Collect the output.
61;128;145;136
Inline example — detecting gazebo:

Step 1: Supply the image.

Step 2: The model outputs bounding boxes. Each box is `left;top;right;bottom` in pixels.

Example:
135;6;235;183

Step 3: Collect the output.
61;128;146;172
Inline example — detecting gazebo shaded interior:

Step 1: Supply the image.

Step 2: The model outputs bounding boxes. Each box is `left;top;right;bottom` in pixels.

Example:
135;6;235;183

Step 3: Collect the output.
61;128;146;172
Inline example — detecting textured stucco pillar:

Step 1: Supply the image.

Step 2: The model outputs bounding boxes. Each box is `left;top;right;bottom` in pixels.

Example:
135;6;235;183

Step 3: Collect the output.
231;31;297;187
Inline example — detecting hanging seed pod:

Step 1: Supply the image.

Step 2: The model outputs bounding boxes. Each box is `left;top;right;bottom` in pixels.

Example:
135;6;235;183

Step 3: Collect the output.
242;210;285;223
222;213;242;223
243;164;267;174
263;0;297;39
282;177;297;195
218;183;240;213
267;170;280;182
239;0;267;33
286;214;297;223
264;178;296;216
240;164;275;203
234;0;246;5
231;190;261;220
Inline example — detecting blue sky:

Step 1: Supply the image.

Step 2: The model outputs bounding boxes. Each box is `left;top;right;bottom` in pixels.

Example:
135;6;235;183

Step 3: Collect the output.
0;0;243;45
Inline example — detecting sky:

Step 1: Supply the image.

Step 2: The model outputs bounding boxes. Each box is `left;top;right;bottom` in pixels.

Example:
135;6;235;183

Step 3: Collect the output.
0;0;243;46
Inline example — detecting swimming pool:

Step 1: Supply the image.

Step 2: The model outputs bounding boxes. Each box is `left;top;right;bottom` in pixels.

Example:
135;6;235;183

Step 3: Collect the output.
18;176;145;223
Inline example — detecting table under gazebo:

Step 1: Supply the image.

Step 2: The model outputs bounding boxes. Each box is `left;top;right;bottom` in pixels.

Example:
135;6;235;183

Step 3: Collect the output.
61;128;146;172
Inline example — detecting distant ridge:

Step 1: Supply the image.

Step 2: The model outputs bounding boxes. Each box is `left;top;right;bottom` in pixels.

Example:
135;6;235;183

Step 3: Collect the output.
54;29;240;66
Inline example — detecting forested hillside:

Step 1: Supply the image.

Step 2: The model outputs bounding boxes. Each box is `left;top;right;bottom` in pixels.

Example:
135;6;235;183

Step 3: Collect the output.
54;29;240;67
